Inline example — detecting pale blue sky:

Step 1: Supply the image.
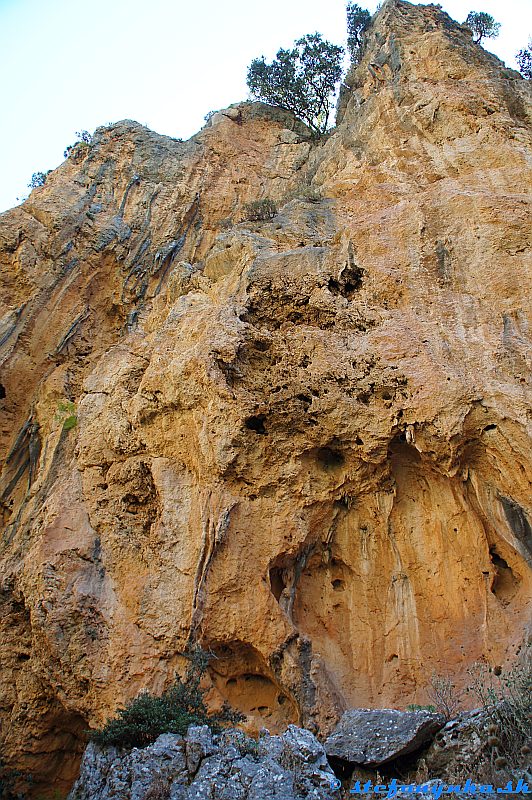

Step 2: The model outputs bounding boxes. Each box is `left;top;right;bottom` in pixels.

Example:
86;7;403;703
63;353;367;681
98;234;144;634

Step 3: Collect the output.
0;0;530;212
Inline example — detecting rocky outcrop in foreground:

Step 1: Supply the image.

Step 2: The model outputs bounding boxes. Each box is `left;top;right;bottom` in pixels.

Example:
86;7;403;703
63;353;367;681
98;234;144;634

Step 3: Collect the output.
68;710;532;800
0;0;531;792
324;708;445;766
68;725;337;800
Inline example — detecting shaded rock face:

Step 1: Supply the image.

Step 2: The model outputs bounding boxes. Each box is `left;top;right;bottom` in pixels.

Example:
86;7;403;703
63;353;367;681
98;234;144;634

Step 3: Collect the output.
67;726;338;800
324;709;445;767
420;710;491;780
0;0;531;792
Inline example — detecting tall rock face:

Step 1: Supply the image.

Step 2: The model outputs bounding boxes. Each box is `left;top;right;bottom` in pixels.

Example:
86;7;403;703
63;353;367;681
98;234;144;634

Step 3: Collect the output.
0;0;531;792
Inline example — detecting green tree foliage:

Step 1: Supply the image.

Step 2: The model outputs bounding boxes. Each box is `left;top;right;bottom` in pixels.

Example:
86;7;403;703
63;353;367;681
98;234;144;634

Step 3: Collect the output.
516;41;532;79
28;171;51;189
464;11;501;44
346;3;371;62
247;33;344;136
64;130;92;159
90;647;244;749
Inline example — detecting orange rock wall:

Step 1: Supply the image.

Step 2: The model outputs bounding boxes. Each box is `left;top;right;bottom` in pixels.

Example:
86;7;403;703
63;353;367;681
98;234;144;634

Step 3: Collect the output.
0;1;531;793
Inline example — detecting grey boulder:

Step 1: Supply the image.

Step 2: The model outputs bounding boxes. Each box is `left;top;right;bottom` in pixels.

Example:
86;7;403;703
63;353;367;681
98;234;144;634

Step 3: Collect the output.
324;708;445;766
68;724;339;800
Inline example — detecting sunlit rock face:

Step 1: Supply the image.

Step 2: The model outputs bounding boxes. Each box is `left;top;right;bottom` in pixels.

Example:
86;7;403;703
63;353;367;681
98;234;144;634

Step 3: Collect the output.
0;0;530;792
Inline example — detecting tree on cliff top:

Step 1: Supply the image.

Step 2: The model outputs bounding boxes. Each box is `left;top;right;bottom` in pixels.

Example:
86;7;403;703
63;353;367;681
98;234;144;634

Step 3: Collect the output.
246;33;344;137
346;3;371;62
516;41;532;79
464;11;501;44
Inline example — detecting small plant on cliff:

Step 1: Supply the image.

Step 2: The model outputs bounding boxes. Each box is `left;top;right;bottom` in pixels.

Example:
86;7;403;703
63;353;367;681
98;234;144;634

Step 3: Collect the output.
464;11;501;44
346;3;371;62
63;130;92;159
406;703;436;713
28;171;51;189
516;41;532;79
204;109;220;124
90;646;245;748
426;673;463;720
55;400;77;432
246;33;343;137
243;198;277;221
466;648;532;771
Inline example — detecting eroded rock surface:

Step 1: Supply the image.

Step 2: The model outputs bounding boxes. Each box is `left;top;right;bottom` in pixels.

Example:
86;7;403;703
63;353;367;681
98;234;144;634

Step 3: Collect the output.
67;726;337;800
0;0;531;792
324;709;445;766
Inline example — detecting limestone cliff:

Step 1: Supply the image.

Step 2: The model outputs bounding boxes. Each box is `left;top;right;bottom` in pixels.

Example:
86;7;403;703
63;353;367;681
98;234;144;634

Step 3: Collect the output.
0;0;531;793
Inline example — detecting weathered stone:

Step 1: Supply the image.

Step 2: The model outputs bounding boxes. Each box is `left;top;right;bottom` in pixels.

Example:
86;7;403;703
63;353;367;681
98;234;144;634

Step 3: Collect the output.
68;726;338;800
0;0;531;793
325;709;445;766
422;709;489;778
185;725;216;774
68;735;187;800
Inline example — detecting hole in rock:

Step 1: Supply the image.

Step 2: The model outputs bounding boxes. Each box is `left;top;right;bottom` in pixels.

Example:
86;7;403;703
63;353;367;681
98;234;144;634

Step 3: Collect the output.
245;414;267;434
0;384;5;399
387;435;422;463
17;652;30;662
277;694;287;705
328;264;364;300
252;340;270;352
332;579;345;591
335;496;353;509
489;547;519;605
208;640;298;733
269;567;286;602
328;756;355;782
483;424;497;432
316;447;344;470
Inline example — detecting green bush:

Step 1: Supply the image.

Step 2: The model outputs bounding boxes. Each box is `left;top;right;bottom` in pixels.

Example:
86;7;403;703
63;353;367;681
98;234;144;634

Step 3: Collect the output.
406;703;436;713
516;41;532;79
64;130;92;159
464;11;501;44
346;3;371;62
204;109;220;124
56;400;77;432
90;647;245;748
297;186;323;203
247;33;343;136
243;198;277;221
28;171;51;189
